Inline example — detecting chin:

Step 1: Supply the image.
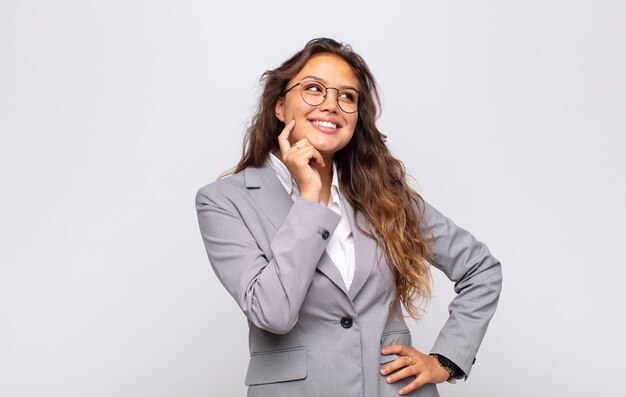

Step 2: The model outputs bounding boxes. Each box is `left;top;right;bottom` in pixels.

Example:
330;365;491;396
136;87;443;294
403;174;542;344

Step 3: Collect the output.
310;140;341;153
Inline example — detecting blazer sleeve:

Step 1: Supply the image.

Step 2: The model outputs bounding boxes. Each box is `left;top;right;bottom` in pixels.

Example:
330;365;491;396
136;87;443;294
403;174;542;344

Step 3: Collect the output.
422;199;503;379
196;183;340;335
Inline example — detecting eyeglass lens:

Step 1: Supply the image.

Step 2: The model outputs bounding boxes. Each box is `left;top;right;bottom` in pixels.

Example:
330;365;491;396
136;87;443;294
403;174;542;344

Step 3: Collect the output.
299;80;359;113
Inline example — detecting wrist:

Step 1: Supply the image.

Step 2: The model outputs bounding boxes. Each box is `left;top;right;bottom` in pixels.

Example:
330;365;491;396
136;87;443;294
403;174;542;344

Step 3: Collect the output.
299;188;322;203
429;354;462;384
429;356;451;383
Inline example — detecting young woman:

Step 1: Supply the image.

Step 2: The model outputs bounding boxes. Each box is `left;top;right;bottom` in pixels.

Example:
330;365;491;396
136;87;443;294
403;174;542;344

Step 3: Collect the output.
196;38;502;397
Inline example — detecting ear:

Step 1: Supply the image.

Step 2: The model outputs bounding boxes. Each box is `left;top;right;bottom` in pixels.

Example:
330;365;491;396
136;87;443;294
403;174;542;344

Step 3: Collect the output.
275;97;285;122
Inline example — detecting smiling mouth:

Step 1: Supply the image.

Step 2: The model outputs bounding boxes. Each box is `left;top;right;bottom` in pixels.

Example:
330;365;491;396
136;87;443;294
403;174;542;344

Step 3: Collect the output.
311;120;338;130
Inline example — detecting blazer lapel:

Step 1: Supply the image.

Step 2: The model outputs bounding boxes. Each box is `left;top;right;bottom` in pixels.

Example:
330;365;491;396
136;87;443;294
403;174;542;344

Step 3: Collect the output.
243;162;358;297
342;196;377;301
317;251;349;296
243;162;293;230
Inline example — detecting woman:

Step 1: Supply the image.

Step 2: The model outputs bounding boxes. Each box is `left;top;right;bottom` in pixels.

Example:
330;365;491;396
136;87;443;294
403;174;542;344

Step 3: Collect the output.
196;38;502;397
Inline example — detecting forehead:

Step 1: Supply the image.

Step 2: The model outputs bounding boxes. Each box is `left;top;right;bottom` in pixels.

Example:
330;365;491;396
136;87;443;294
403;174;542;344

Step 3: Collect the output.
292;53;359;89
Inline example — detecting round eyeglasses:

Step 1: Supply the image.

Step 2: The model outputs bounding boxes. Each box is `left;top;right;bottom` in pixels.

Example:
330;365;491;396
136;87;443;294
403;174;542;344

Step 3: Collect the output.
282;79;361;114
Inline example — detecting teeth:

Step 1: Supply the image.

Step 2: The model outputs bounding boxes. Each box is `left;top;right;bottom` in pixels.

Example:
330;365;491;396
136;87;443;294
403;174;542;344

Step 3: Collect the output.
313;120;337;129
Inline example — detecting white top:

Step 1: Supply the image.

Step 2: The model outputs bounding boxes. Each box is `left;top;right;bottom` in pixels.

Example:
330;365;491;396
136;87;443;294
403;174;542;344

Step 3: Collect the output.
268;153;355;289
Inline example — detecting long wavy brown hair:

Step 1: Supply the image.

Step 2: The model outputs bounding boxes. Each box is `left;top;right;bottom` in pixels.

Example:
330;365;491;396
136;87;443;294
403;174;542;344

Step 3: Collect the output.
231;38;433;319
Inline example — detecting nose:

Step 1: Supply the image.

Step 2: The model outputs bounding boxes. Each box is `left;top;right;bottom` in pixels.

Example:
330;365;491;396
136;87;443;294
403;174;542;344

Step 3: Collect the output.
319;88;340;113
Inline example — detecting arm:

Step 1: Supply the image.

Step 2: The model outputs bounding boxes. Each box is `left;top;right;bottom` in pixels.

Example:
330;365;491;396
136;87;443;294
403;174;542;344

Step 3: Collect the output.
423;199;503;378
380;199;502;394
196;185;340;334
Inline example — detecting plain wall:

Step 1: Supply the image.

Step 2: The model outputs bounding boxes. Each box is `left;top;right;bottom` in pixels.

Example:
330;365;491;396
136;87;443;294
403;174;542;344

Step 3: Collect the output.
1;1;625;396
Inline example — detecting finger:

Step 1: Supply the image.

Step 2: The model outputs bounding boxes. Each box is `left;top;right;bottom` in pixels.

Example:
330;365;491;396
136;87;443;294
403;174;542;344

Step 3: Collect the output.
385;367;416;388
277;120;296;155
289;139;325;168
380;355;414;376
308;148;325;168
399;376;427;396
381;344;410;356
291;145;324;167
290;146;318;166
291;137;311;150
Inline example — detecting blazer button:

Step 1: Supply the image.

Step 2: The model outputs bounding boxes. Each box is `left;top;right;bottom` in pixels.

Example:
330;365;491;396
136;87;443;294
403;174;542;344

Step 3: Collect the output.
340;316;353;329
321;230;330;240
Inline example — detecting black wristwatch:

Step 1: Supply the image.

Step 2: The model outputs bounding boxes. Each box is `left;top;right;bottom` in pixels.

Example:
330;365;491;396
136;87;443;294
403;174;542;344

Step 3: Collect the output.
429;354;463;382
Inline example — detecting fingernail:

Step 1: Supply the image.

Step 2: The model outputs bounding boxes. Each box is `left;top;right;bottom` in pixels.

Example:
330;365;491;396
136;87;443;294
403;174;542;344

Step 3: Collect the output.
386;377;392;383
380;368;386;375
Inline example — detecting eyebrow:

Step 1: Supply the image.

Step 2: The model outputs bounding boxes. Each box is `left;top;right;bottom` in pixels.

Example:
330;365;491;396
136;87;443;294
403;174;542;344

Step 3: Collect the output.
301;75;359;91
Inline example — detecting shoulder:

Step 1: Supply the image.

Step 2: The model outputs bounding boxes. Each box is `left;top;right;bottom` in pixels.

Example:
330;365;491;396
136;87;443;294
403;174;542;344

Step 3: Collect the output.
195;171;248;209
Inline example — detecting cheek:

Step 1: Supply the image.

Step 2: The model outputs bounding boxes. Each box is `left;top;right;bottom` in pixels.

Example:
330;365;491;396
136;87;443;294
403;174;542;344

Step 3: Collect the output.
344;131;356;145
281;98;304;119
345;120;358;138
290;124;307;141
347;116;358;130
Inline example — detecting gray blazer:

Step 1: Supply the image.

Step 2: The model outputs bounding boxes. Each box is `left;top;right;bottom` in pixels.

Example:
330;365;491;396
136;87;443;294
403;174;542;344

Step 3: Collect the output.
196;161;502;397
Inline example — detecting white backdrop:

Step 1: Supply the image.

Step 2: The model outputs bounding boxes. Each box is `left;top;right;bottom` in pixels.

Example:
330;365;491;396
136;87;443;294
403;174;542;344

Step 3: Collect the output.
1;1;625;396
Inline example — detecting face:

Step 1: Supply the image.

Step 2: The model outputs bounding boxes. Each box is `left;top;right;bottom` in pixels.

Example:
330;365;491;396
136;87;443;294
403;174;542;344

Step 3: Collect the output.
275;53;360;160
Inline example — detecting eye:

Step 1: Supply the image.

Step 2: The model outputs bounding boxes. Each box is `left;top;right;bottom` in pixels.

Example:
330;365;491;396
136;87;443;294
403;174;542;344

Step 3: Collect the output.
302;81;325;95
339;90;357;104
